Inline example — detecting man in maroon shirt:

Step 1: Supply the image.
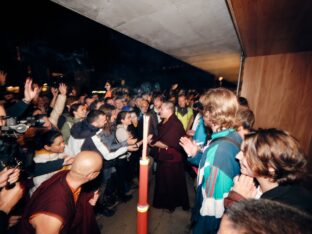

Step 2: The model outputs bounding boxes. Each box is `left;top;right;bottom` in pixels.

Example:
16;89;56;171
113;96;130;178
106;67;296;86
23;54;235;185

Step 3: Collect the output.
19;151;103;234
150;102;189;212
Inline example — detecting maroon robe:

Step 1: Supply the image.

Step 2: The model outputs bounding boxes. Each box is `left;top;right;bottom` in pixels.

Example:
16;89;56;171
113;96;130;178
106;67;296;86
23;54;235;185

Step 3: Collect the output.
151;114;190;210
19;170;100;234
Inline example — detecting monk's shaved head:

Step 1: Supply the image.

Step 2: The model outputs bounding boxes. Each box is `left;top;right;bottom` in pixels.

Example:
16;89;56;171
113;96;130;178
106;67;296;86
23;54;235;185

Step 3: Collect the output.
71;151;103;176
162;102;174;113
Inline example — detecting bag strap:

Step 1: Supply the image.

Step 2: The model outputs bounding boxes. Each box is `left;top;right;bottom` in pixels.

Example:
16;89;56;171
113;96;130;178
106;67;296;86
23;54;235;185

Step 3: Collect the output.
209;136;241;149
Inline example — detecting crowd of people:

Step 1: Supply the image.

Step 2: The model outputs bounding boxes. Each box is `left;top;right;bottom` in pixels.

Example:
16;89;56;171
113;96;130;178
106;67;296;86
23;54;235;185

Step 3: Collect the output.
0;71;311;234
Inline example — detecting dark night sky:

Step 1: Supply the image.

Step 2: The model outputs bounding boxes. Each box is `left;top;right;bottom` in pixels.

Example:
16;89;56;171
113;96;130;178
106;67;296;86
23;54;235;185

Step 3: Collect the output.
0;0;218;92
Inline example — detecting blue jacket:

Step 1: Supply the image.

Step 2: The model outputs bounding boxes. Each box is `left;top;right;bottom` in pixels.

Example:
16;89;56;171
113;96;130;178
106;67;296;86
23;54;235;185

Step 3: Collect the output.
192;128;241;234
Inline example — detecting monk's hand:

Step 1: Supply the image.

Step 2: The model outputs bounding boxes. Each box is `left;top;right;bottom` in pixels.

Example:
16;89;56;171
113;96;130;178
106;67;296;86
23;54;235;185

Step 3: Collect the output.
89;190;100;206
147;134;153;142
179;137;198;157
232;175;257;199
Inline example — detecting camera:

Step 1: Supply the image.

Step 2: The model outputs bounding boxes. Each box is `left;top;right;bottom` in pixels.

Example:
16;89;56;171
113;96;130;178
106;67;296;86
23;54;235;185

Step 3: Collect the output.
0;116;45;136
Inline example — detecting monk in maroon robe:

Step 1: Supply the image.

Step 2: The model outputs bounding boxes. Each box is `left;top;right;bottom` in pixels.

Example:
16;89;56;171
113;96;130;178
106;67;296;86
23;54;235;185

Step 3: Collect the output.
150;102;189;211
19;151;102;234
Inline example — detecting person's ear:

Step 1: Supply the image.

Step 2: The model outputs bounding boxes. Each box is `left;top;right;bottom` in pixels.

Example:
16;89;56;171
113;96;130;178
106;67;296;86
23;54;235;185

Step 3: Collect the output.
44;145;51;151
87;171;100;181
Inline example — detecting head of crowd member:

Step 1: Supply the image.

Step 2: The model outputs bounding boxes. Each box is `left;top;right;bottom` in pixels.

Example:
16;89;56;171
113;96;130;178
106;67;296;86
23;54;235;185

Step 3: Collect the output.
99;104;117;123
105;97;115;106
168;95;176;104
3;91;15;104
35;130;65;154
85;95;95;107
89;100;104;111
105;81;112;91
202;88;239;132
129;111;139;127
116;111;132;127
218;199;312;234
236;106;255;138
140;99;150;115
238;96;249;107
0;105;6;127
142;92;152;103
114;96;124;111
159;102;175;121
236;128;307;185
70;103;87;119
87;110;107;129
177;94;188;108
134;96;142;109
78;94;87;104
153;93;164;111
68;87;77;97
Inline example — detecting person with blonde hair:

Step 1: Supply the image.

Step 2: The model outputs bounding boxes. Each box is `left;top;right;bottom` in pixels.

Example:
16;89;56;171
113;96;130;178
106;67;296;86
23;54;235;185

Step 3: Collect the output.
180;88;241;234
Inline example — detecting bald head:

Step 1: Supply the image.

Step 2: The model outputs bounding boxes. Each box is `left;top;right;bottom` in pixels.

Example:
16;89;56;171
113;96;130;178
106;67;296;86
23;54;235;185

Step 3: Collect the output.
159;102;174;119
71;151;103;177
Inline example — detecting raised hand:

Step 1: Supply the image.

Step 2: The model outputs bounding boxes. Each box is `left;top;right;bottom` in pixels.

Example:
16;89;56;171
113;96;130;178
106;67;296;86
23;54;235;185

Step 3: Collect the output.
179;136;198;157
58;83;67;96
24;78;40;103
50;87;59;97
232;175;257;199
0;70;7;85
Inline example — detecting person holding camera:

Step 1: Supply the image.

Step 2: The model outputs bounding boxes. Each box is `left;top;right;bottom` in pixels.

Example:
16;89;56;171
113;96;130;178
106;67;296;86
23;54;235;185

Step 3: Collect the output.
0;168;24;233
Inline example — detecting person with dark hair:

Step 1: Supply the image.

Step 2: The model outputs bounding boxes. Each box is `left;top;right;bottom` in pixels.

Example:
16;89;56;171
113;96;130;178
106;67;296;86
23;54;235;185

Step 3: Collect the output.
30;130;74;195
104;81;113;99
67;110;124;158
61;103;87;144
175;94;194;132
219;199;312;234
238;96;249;107
226;128;312;214
236;106;255;139
115;111;140;202
180;88;241;234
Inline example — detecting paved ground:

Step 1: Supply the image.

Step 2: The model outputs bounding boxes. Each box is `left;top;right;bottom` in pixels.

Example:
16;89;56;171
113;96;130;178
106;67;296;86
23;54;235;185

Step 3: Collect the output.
97;171;195;234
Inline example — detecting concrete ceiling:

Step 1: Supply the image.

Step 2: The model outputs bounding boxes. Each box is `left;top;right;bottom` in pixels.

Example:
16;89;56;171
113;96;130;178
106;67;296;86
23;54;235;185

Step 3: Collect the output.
51;0;241;83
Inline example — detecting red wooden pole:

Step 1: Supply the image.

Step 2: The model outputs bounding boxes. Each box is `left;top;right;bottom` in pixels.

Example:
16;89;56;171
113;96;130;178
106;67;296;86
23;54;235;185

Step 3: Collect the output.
137;115;150;234
137;159;149;234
